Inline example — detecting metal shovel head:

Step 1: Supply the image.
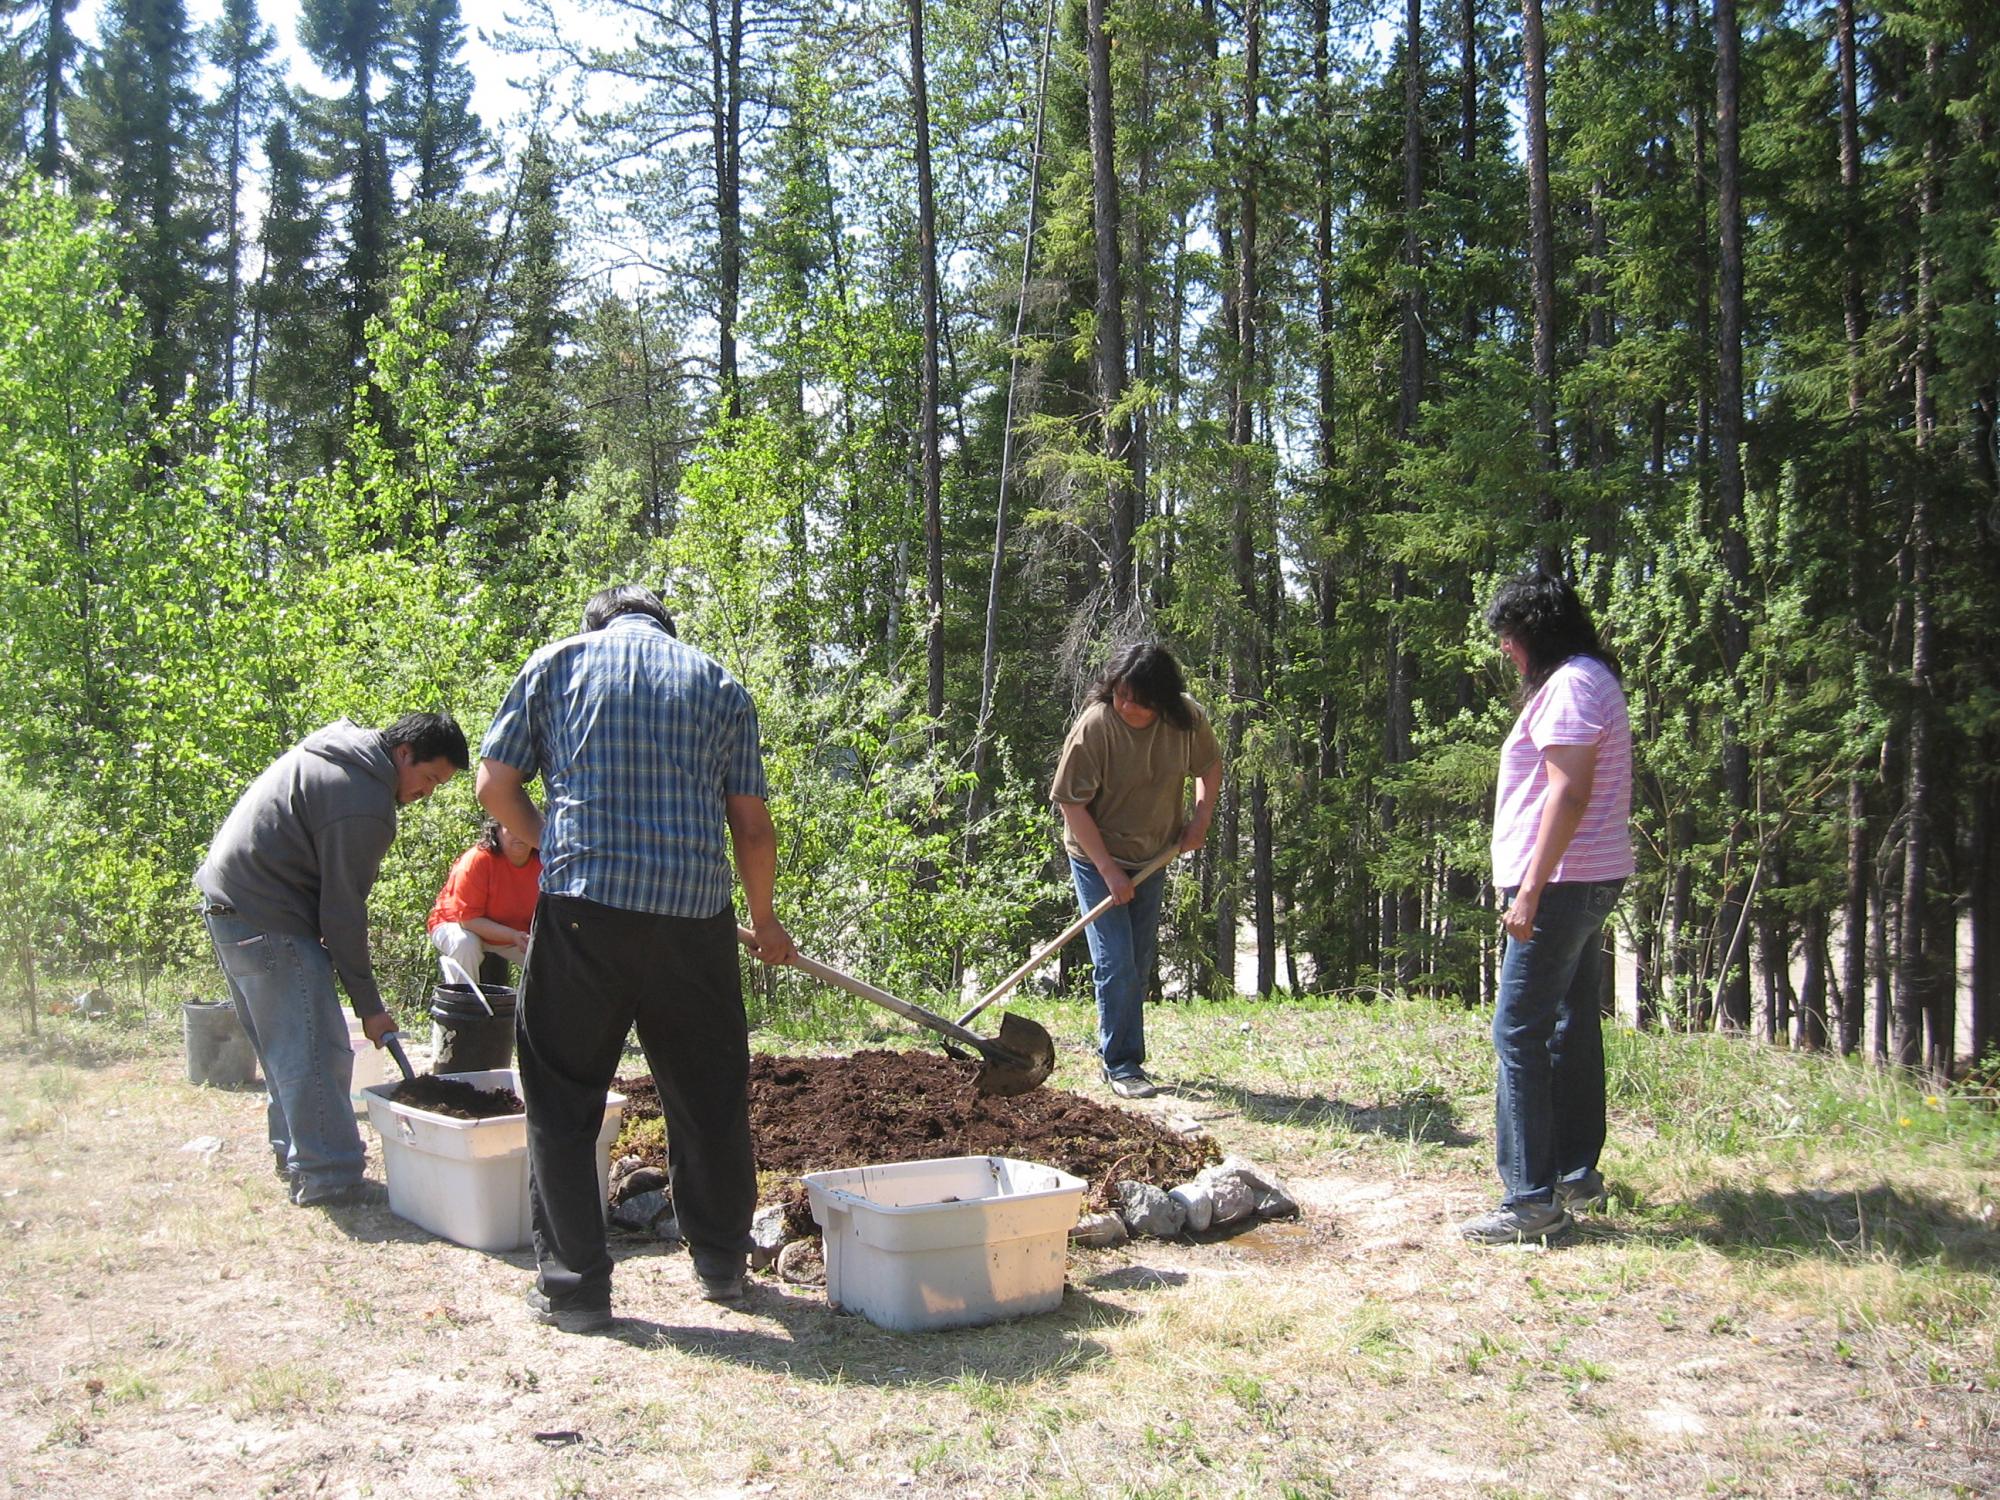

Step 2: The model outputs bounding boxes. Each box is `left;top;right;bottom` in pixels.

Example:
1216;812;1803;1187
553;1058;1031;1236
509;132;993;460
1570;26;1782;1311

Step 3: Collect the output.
974;1012;1057;1097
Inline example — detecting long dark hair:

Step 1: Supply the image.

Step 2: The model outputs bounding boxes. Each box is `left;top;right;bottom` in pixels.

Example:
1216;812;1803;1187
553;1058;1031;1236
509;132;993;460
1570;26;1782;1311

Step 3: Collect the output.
1090;641;1195;731
474;816;506;855
1484;569;1621;696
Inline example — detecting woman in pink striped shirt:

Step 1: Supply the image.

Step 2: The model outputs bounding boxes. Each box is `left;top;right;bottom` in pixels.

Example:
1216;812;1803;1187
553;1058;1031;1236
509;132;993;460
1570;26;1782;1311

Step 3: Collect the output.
1461;570;1634;1246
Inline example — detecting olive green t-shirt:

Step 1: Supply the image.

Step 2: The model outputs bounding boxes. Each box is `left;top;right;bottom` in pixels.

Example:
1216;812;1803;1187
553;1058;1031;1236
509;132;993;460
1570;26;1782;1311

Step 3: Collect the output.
1050;697;1222;867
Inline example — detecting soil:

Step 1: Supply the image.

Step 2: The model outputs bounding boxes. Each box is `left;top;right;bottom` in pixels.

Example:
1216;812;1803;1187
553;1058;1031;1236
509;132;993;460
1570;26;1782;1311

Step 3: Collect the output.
616;1048;1216;1233
386;1074;524;1118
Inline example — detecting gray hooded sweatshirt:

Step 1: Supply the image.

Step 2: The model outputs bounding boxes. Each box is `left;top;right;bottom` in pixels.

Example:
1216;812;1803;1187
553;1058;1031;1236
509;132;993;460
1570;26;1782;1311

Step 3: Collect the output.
195;720;399;1019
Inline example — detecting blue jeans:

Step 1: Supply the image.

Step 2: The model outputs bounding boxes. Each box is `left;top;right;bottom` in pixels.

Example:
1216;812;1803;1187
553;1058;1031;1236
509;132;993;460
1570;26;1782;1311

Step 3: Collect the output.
1070;857;1168;1079
1491;879;1623;1208
202;909;364;1198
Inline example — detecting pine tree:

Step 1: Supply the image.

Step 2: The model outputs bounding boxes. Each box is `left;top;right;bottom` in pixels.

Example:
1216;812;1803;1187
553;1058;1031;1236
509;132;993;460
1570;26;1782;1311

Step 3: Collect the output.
206;0;276;401
73;0;216;408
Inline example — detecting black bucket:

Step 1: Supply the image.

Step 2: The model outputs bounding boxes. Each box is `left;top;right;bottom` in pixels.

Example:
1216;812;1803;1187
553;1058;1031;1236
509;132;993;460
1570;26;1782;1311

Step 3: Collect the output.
429;983;517;1073
182;1000;259;1088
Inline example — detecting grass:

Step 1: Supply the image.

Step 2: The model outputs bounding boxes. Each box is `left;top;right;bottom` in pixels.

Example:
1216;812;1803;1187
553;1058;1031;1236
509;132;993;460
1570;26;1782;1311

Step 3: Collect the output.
4;971;1999;1496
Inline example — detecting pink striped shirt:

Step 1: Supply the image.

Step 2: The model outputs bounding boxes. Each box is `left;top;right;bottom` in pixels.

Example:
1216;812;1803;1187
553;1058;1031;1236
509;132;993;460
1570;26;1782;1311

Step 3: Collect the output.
1491;655;1634;889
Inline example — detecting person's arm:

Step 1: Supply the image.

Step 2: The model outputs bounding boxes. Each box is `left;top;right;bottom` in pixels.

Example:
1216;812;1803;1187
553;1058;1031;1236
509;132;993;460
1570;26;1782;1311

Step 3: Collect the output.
476;759;544;851
462;915;528;949
1179;758;1223;852
1058;801;1135;904
1501;741;1598;942
317;813;395;1038
725;793;794;965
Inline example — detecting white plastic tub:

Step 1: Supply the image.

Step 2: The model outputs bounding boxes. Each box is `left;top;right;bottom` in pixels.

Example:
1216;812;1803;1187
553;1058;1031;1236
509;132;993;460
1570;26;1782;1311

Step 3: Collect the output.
801;1155;1087;1332
360;1069;624;1252
346;1018;399;1115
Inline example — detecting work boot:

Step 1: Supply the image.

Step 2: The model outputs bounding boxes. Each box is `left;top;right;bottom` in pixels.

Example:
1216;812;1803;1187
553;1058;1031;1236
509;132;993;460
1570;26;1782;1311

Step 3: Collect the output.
1105;1068;1158;1100
523;1286;613;1334
1458;1199;1570;1245
1555;1169;1608;1212
292;1179;386;1209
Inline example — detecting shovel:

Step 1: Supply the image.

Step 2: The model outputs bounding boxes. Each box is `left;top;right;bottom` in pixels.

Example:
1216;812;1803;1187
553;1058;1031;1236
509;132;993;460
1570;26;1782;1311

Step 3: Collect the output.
736;927;1055;1097
380;1029;418;1084
956;844;1180;1031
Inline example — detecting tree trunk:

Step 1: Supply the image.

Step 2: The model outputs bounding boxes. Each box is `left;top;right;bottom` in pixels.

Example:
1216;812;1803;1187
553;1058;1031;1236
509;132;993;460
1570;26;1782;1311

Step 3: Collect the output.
1712;0;1753;1032
1836;0;1870;1058
1523;0;1560;570
908;0;944;725
1798;908;1829;1051
1972;753;1999;1068
1382;0;1424;982
1894;41;1942;1073
1086;0;1135;614
709;0;744;420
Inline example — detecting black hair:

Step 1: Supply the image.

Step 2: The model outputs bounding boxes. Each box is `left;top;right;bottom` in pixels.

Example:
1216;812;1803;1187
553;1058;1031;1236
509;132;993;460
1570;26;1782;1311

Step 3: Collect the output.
1483;569;1621;696
1090;641;1195;732
582;584;676;636
474;816;505;854
381;712;470;770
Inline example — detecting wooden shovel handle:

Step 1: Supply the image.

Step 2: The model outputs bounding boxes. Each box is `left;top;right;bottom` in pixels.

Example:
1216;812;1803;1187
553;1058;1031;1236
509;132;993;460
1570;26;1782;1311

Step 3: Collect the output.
955;844;1180;1029
735;926;1008;1056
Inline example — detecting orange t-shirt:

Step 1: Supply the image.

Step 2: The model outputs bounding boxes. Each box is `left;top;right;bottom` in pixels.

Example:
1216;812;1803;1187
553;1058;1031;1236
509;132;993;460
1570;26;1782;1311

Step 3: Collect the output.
426;845;542;933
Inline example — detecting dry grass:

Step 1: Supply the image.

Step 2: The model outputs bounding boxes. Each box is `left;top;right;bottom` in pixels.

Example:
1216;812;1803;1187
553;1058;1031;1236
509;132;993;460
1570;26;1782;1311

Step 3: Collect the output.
0;989;1995;1498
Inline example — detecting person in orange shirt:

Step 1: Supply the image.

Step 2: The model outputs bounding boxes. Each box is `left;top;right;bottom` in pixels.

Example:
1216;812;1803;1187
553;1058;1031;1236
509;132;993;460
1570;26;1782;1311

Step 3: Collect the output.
427;817;542;982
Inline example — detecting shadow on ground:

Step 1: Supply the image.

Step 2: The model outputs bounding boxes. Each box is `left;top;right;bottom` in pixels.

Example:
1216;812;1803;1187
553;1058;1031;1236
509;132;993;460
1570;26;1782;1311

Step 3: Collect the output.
1189;1080;1476;1148
1595;1183;2000;1270
579;1282;1135;1386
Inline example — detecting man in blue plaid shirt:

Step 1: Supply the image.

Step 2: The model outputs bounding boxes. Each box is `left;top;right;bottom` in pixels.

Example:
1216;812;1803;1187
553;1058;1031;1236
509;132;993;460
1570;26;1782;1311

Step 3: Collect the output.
478;584;794;1331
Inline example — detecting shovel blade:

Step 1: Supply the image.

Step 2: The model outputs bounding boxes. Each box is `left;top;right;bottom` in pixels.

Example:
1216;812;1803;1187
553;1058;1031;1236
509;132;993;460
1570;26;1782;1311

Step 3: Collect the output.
973;1013;1057;1097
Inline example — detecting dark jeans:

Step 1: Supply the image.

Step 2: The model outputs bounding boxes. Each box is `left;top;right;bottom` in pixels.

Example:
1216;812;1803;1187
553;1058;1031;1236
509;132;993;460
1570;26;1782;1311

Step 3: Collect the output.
1491;879;1624;1208
1069;857;1169;1079
518;894;755;1310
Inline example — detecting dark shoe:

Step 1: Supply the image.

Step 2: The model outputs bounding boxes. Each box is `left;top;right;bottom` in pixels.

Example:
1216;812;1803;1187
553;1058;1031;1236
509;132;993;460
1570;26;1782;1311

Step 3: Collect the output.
1556;1169;1608;1212
292;1180;386;1208
523;1286;613;1334
1459;1199;1570;1245
1106;1069;1158;1100
696;1270;746;1305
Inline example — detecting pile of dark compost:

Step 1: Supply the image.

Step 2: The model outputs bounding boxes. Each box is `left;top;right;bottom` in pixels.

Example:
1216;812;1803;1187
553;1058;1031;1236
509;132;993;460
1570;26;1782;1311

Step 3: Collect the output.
617;1049;1215;1231
387;1075;524;1119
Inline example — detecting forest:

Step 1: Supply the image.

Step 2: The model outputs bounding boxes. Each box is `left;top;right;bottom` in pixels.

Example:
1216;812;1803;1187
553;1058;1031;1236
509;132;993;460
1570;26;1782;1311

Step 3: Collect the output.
0;0;1994;1073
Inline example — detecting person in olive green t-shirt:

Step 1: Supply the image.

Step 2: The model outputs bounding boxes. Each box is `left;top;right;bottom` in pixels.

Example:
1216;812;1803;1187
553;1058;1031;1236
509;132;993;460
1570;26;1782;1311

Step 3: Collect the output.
1050;642;1223;1098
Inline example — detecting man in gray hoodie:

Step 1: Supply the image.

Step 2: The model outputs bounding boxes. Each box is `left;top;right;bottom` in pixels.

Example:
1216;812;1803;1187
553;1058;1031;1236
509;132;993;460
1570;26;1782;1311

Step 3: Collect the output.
196;714;469;1206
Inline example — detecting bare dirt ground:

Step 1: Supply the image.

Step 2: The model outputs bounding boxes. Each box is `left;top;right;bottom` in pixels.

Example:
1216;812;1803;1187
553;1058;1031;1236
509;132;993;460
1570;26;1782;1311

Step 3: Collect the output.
2;1030;1994;1499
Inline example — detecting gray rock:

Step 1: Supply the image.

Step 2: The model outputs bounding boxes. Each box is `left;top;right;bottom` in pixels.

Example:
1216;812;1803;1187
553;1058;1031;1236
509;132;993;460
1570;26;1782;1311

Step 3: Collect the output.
1254;1185;1300;1220
777;1237;825;1285
1115;1180;1187;1239
1167;1183;1214;1234
1196;1165;1257;1226
614;1165;669;1201
1069;1211;1129;1248
609;1188;671;1233
749;1204;789;1270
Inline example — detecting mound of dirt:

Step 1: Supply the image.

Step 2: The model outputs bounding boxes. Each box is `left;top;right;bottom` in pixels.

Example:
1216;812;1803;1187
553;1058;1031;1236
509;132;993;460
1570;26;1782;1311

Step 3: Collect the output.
616;1049;1215;1228
387;1075;525;1119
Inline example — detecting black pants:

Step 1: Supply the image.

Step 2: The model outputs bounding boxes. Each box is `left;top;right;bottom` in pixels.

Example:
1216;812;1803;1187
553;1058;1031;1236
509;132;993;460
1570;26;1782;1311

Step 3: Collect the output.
518;894;755;1309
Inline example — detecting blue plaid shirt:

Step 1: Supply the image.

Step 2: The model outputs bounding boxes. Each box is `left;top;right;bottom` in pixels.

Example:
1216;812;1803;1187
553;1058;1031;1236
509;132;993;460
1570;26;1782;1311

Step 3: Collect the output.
480;614;770;917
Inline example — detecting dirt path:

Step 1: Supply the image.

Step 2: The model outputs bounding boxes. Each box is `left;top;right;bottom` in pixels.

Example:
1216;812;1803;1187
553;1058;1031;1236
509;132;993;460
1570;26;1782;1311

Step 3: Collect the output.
2;1043;1992;1498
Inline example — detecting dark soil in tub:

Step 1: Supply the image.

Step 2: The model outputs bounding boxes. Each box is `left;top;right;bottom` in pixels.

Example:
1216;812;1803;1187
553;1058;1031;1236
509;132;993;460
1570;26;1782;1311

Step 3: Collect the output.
617;1049;1215;1233
387;1075;525;1119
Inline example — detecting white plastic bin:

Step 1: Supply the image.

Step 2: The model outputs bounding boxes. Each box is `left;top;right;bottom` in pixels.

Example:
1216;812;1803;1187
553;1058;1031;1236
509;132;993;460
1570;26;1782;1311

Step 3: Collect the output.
346;1017;399;1115
361;1069;625;1252
801;1156;1086;1332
